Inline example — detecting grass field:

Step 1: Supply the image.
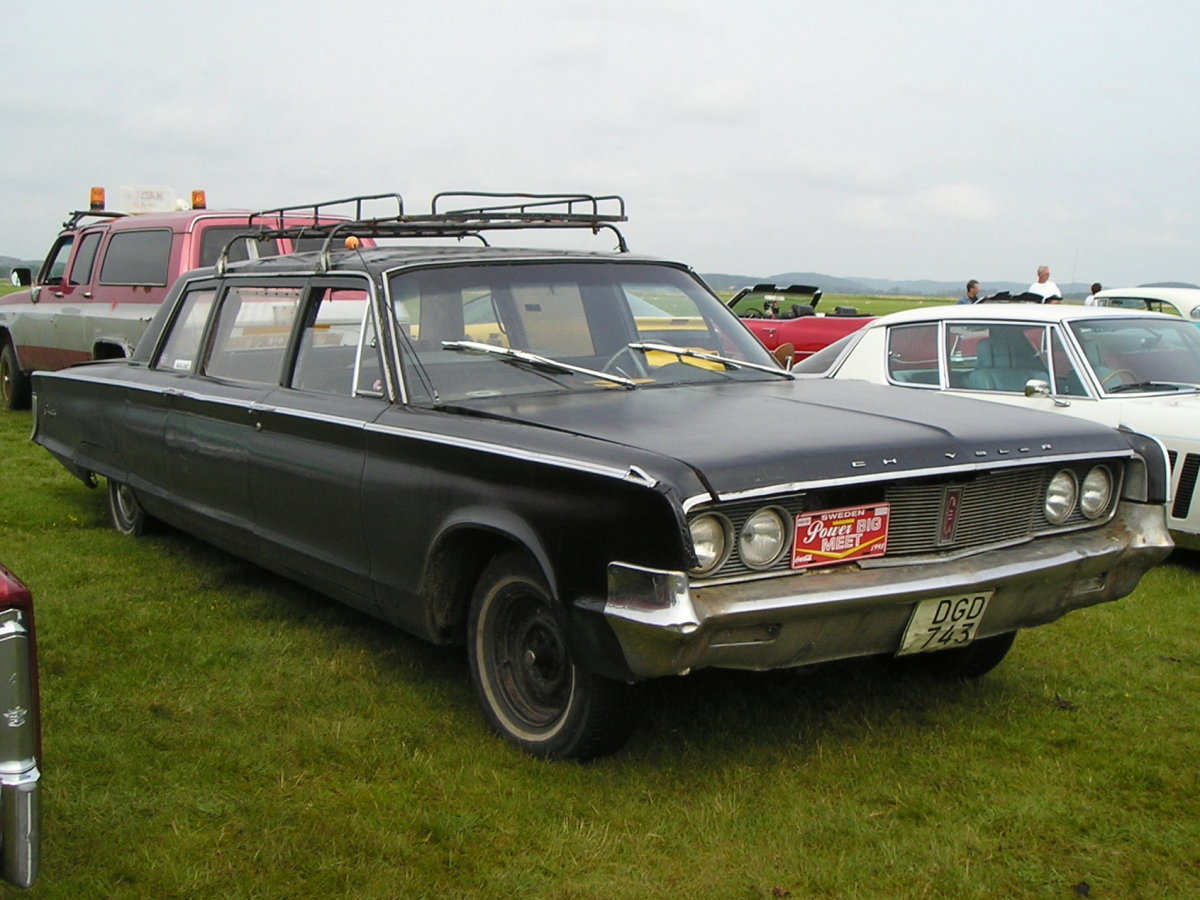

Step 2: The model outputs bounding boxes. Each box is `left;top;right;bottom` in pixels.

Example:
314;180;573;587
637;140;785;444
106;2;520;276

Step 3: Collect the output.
2;340;1199;897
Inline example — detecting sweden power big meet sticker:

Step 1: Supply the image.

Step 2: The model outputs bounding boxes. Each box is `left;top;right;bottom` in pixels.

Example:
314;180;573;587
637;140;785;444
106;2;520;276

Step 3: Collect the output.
792;504;890;569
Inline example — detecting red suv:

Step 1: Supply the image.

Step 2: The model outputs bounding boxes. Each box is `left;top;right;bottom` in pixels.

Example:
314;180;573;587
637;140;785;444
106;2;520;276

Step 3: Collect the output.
0;187;338;409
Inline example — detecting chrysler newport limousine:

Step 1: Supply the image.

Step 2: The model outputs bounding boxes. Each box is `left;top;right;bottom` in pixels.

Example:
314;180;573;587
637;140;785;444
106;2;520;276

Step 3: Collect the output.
30;192;1174;758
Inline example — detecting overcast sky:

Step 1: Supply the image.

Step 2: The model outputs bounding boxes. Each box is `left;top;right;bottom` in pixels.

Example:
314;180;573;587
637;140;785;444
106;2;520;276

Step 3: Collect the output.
3;1;1197;288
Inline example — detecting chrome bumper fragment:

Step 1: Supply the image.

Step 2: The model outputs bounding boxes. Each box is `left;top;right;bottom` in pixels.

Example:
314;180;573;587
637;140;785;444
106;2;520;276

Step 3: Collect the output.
1;773;38;888
600;502;1172;679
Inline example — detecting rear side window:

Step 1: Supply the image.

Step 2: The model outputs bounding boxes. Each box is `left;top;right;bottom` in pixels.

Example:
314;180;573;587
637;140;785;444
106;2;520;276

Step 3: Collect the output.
199;227;283;267
99;230;172;286
886;324;940;385
155;287;218;373
205;285;304;384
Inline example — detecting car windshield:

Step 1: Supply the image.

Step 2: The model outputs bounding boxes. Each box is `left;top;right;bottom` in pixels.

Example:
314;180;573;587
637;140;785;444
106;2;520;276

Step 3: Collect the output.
389;262;779;402
1069;317;1200;393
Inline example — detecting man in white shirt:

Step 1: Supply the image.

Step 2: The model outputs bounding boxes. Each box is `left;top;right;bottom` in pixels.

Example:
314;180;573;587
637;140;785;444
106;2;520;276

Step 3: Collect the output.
1084;282;1102;306
1027;265;1061;302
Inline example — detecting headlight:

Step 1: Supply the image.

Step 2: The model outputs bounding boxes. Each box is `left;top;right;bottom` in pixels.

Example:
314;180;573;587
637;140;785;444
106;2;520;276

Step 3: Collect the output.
689;514;730;575
739;507;789;569
1079;466;1113;519
1044;469;1078;524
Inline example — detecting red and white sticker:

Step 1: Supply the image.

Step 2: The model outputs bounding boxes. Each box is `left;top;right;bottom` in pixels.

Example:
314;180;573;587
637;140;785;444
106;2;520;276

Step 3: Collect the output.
792;504;890;570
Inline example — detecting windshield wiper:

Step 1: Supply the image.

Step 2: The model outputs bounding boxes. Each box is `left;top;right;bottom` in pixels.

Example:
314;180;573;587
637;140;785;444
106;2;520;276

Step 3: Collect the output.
626;342;796;380
1106;381;1198;394
441;340;638;389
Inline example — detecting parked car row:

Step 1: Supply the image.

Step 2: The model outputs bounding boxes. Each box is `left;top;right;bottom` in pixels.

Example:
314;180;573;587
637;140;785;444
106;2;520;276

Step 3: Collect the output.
27;191;1174;762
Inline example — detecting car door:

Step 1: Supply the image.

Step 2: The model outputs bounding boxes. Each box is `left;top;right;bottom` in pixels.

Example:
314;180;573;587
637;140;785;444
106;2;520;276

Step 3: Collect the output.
250;278;386;614
161;279;306;555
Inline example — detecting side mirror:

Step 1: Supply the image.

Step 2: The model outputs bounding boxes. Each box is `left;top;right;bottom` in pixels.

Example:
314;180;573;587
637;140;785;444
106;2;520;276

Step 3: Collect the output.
1024;379;1070;407
11;267;32;287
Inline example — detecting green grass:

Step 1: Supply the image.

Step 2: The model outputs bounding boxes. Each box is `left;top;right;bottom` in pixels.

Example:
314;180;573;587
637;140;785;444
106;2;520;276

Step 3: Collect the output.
3;406;1199;898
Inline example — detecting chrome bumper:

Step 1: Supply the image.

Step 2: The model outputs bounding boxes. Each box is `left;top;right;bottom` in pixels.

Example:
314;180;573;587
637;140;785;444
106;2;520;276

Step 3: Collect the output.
1;770;38;888
599;502;1172;679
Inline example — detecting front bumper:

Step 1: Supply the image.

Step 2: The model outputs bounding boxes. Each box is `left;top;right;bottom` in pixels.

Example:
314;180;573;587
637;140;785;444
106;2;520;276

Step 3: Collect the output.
596;501;1172;679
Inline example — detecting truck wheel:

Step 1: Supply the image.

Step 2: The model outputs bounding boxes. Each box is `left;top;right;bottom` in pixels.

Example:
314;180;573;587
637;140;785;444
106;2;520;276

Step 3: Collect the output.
897;631;1017;680
467;551;632;760
0;343;31;411
107;478;149;536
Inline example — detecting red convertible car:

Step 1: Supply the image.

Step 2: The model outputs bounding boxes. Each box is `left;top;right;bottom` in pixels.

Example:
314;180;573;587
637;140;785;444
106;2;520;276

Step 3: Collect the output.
727;284;873;364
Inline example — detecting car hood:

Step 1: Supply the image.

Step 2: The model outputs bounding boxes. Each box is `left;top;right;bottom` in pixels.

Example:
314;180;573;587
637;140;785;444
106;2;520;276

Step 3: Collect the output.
457;379;1134;498
1108;390;1200;440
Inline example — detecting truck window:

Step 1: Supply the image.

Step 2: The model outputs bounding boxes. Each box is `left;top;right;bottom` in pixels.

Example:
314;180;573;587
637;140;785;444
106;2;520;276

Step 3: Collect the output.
98;230;172;286
37;236;74;285
68;231;103;286
199;228;283;267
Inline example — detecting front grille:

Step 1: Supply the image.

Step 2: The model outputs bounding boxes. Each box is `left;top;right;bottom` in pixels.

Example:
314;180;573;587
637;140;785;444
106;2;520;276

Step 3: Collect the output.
1172;453;1200;520
695;459;1122;582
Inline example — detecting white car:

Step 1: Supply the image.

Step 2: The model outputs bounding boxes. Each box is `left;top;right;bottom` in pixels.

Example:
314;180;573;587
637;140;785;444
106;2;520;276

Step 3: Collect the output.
796;304;1200;550
1093;286;1200;324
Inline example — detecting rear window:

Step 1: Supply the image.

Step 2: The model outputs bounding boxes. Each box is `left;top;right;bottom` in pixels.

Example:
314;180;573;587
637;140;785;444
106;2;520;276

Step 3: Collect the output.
98;230;172;286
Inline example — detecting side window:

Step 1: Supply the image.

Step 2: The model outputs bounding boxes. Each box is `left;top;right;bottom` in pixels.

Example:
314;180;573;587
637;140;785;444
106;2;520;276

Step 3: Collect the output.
205;285;303;384
198;228;283;267
155;287;218;373
68;231;103;286
951;323;1049;392
37;236;74;285
99;230;173;285
291;286;384;397
886;324;940;385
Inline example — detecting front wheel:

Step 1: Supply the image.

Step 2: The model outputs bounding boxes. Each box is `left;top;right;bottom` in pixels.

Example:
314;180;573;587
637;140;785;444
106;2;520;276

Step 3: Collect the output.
107;478;149;537
0;343;30;411
467;551;632;760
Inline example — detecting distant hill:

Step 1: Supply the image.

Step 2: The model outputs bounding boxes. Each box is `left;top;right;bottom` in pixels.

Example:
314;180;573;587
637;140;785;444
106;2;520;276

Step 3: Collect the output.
699;272;1198;300
0;255;38;278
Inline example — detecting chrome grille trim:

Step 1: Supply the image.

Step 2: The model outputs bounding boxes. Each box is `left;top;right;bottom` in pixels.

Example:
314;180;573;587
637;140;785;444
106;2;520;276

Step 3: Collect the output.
691;459;1123;583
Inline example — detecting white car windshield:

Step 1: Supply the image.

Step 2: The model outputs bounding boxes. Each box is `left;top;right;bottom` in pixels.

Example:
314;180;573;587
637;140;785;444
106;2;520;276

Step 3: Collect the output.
1069;317;1200;393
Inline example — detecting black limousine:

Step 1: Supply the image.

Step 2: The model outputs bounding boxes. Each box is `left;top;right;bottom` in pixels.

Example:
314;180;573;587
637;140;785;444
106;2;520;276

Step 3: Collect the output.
31;192;1173;758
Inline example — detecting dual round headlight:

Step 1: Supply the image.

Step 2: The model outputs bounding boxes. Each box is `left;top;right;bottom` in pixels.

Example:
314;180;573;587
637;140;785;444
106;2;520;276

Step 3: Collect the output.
689;507;790;576
1044;466;1112;524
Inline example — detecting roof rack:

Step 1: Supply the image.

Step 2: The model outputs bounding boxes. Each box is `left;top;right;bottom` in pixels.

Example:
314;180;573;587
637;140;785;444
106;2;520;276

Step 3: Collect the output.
63;209;128;230
232;191;629;272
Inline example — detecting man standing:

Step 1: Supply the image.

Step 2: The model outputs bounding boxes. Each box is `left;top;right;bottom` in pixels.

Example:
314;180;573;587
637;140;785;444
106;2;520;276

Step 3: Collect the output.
1084;282;1102;306
1027;265;1062;302
959;279;981;304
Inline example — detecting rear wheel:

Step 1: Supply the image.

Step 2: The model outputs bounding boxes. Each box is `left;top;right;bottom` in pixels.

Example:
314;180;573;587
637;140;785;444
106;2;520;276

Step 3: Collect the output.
896;631;1017;679
0;343;30;411
107;478;149;537
467;551;632;760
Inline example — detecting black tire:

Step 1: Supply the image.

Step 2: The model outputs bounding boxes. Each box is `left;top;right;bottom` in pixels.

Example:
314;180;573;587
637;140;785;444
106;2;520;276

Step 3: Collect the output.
467;551;632;760
896;631;1017;680
107;478;149;537
0;342;30;411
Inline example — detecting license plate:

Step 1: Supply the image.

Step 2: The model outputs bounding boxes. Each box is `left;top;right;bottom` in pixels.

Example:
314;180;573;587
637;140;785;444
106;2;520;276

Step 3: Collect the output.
792;503;890;570
897;591;994;656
